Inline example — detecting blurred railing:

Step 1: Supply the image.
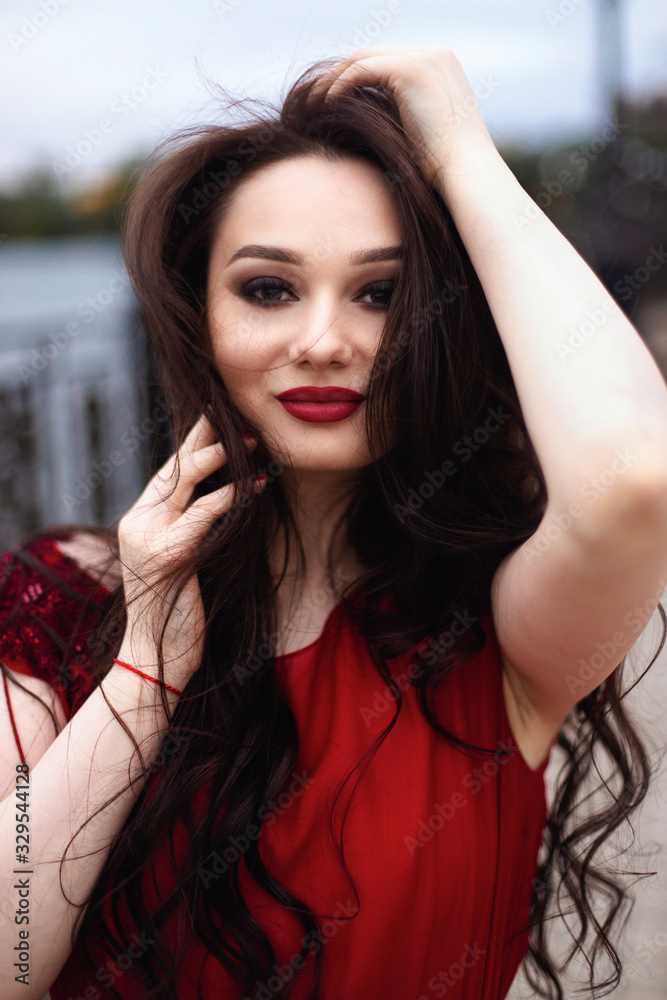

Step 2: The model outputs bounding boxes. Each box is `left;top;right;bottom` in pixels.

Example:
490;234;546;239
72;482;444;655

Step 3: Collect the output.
0;235;154;549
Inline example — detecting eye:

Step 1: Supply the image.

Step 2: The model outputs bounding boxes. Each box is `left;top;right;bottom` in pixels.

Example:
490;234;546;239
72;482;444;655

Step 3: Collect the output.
357;280;396;308
237;277;397;308
239;278;294;306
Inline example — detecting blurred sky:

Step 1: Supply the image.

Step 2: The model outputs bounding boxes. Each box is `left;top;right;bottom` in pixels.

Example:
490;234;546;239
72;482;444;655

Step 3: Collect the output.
2;0;666;194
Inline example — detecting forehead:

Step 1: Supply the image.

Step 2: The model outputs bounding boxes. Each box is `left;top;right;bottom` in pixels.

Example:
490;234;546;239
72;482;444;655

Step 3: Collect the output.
209;154;403;256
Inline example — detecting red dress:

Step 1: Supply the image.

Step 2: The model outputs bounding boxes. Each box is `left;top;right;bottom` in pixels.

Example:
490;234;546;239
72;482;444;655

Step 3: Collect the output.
0;533;550;1000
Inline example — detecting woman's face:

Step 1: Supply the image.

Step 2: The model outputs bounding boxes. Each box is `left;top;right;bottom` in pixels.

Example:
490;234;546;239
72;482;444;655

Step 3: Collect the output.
206;153;403;475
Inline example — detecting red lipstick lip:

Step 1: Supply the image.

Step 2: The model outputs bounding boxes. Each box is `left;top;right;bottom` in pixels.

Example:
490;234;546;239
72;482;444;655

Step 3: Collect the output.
275;385;365;402
277;400;363;423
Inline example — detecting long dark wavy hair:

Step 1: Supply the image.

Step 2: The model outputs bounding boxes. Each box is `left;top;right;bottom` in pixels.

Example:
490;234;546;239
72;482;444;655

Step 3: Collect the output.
6;57;666;999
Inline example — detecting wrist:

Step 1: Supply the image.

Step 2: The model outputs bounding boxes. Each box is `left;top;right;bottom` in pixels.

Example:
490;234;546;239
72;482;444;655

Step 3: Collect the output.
434;144;542;253
112;639;189;701
102;663;174;717
434;138;513;207
112;658;184;699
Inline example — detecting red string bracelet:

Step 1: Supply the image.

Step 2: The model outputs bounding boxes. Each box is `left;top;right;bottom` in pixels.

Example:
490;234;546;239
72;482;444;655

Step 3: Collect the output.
112;658;184;698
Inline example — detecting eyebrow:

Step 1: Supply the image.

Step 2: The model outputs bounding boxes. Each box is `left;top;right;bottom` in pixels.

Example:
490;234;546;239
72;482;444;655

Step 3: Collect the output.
226;244;403;267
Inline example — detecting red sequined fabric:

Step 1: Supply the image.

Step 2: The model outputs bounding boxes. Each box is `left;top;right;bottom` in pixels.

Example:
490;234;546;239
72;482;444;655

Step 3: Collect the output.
0;532;112;719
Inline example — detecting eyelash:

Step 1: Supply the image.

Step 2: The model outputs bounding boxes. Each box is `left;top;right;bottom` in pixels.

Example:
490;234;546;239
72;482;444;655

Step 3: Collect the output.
238;277;396;309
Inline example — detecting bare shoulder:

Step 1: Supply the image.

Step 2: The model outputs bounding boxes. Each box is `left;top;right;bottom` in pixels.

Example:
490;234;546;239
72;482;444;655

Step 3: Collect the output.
55;532;123;591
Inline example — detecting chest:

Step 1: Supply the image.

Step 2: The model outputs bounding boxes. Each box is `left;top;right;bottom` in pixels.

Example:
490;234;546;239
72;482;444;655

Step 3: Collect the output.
273;601;555;773
272;599;342;658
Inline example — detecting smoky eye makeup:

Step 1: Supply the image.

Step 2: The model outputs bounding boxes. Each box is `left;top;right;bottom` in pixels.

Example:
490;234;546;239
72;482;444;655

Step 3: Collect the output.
236;276;397;308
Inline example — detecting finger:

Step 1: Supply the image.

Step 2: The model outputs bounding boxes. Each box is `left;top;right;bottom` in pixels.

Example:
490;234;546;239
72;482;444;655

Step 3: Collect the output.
137;437;256;520
157;437;258;507
339;45;404;62
316;51;397;97
323;56;397;101
169;476;267;547
140;444;223;513
184;473;267;516
306;56;372;109
179;413;218;461
309;47;402;99
148;415;214;488
157;424;255;489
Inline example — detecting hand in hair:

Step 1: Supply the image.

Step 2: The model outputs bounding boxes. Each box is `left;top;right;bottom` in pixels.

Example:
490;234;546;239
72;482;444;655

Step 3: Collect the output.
116;414;264;688
308;44;498;189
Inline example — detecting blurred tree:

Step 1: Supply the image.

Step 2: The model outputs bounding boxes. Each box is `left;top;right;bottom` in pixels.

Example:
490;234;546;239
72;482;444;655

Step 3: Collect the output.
498;94;667;316
0;156;146;239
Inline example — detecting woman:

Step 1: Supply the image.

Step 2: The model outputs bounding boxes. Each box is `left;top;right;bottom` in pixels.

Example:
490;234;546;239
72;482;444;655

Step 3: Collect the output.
1;45;666;1000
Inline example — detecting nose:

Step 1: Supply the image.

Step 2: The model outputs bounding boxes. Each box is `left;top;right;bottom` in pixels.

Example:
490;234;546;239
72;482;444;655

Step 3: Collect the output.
286;294;355;368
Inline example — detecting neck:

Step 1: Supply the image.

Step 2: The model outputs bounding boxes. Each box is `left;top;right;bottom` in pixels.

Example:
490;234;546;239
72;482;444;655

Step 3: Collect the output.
268;467;367;604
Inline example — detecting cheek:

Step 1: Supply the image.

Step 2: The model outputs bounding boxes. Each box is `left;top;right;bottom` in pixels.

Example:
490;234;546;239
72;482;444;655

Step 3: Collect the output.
212;344;269;425
211;304;280;370
212;326;269;391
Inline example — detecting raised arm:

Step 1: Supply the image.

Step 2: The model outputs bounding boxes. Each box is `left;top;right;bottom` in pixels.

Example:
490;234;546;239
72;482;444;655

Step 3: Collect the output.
314;45;667;733
435;133;667;730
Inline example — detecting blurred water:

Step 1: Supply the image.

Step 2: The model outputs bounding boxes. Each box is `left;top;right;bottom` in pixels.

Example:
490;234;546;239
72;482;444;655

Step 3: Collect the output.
0;235;148;545
0;234;131;326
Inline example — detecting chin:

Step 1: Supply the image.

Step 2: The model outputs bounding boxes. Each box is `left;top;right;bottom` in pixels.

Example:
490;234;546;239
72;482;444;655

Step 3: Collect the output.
266;438;372;475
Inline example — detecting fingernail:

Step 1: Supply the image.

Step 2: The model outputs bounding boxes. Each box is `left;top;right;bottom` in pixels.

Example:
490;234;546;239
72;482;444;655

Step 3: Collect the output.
253;474;267;486
241;433;257;444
